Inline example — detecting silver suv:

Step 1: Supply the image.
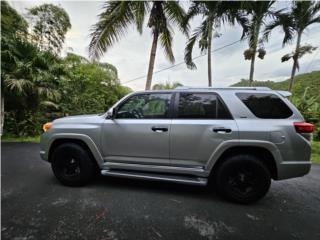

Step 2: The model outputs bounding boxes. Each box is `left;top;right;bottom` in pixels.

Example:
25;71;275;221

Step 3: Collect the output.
40;87;314;203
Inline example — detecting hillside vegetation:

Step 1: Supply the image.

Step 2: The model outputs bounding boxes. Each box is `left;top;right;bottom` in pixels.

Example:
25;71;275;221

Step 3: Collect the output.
232;70;320;140
232;71;320;104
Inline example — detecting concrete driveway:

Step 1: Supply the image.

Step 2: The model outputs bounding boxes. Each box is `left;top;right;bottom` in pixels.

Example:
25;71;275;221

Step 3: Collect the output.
2;143;320;240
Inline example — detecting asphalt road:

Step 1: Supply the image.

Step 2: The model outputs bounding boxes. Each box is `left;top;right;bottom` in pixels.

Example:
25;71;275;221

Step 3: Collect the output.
2;143;320;240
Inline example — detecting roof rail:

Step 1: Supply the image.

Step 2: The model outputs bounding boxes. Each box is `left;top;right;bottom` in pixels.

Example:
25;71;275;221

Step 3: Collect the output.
175;86;272;91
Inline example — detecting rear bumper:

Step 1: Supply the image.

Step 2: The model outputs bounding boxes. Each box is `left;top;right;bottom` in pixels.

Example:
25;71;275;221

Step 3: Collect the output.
277;161;311;180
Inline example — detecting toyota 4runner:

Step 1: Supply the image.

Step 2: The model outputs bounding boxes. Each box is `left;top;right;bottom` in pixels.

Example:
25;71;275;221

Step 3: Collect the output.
40;87;314;203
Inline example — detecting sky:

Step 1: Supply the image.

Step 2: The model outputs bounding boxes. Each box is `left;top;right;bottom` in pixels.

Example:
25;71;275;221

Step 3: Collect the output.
9;0;320;91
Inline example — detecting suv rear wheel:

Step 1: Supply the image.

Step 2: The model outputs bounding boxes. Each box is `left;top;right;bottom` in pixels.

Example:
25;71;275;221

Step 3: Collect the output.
51;143;97;186
214;154;271;204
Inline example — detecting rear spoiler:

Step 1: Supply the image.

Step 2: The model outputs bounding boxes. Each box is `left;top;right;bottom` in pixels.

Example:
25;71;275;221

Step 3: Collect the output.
277;90;292;98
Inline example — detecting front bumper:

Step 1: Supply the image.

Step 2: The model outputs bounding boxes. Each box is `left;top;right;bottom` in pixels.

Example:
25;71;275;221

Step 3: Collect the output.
277;161;311;180
39;133;50;162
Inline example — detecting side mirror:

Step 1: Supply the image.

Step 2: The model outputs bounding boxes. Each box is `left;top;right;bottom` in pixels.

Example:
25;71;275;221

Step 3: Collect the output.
106;108;116;119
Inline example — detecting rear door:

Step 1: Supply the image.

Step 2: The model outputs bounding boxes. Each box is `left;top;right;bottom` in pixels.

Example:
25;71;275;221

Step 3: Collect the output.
170;92;238;167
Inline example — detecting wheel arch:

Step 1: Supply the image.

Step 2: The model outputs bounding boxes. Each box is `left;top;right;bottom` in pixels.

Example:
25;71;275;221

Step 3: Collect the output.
209;145;279;180
48;134;103;167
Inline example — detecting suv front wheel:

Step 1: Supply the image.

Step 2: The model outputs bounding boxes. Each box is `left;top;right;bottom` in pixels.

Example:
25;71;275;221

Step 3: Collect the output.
215;154;271;204
51;143;97;186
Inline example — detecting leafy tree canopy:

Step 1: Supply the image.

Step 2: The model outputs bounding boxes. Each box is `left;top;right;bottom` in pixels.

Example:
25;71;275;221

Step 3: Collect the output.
28;3;71;53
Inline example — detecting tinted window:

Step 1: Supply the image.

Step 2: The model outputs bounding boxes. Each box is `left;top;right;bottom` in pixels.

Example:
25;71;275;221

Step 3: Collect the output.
177;93;232;119
116;93;171;119
236;93;293;119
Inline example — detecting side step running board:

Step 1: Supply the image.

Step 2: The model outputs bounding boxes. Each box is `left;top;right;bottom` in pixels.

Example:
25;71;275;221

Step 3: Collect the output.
101;170;208;186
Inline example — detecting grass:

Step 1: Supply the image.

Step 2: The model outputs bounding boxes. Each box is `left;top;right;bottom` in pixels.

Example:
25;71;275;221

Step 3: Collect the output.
1;135;40;143
311;141;320;164
1;135;320;164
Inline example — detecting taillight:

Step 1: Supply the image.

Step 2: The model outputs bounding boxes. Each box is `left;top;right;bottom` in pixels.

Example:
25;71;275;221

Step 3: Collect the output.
294;122;314;133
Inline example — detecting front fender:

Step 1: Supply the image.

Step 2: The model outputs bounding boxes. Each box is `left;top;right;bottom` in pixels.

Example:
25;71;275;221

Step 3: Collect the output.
40;133;104;166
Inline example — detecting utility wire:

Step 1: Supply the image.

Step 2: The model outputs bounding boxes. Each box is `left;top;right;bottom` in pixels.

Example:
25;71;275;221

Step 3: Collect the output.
121;31;319;85
121;38;243;84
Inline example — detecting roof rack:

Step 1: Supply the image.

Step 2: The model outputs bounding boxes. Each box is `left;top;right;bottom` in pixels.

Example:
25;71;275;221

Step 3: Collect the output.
175;86;272;91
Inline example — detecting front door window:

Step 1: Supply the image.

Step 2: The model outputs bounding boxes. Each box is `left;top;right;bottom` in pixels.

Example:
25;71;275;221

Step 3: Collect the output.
116;93;172;119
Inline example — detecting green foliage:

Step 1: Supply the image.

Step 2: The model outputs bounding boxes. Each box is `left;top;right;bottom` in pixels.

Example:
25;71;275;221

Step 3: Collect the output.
291;87;320;140
1;2;130;137
152;81;182;90
3;52;131;136
58;53;131;116
232;71;320;139
1;1;28;38
281;45;317;69
89;1;187;62
264;1;320;47
28;4;71;53
241;1;275;60
1;135;40;143
184;1;248;69
264;1;320;91
311;141;320;164
291;87;319;121
232;71;320;104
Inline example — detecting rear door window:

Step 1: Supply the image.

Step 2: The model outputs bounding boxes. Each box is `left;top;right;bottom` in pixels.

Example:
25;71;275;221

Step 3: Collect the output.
236;93;293;119
177;93;232;119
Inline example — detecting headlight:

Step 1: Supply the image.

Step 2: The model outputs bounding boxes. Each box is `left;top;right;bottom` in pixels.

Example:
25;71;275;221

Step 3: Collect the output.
43;122;52;132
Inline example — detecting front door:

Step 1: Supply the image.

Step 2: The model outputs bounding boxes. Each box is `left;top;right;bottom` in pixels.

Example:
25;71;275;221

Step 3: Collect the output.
101;93;173;165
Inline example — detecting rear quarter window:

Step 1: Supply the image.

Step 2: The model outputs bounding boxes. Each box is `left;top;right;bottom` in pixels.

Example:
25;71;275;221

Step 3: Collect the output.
236;93;293;119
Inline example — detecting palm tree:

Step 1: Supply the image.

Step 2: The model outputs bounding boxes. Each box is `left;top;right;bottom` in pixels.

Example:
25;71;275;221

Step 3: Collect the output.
264;1;320;91
241;1;275;86
184;1;248;87
152;81;182;90
89;1;187;90
1;0;29;134
2;37;62;132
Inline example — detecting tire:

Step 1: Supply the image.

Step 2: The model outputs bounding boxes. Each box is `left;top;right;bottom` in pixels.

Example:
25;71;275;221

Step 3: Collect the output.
51;143;97;186
214;154;271;204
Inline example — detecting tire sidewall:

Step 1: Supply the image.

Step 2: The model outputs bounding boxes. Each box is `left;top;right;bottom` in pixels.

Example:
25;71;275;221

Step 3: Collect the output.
215;154;271;204
51;143;95;186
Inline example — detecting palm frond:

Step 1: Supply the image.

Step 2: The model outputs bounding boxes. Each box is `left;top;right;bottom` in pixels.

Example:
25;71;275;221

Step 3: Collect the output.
89;1;138;60
307;16;320;26
132;1;149;34
4;77;33;94
184;2;200;28
159;24;174;63
310;1;320;18
199;18;212;52
38;87;61;100
163;1;189;36
40;100;59;109
184;25;203;70
263;12;295;46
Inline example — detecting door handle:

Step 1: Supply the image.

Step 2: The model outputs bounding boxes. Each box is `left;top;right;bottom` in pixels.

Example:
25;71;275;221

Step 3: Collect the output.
213;127;232;133
151;126;168;132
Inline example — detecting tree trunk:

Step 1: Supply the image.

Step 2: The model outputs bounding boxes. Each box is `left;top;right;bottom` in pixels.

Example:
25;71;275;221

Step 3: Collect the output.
288;31;302;92
145;32;159;90
1;96;4;135
249;53;256;86
207;30;212;87
249;21;261;86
